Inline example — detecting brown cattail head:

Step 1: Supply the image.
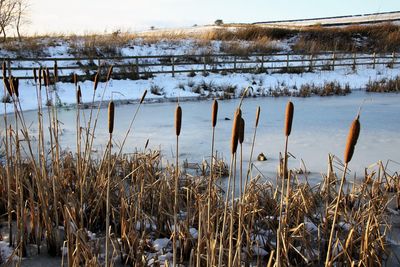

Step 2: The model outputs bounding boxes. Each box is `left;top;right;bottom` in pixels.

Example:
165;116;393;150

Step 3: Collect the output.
12;77;19;98
73;73;78;87
54;61;58;81
42;68;47;87
230;108;241;154
212;99;218;128
2;62;7;78
106;66;113;82
38;67;42;86
33;68;38;83
108;101;115;134
45;68;50;86
93;72;99;91
284;101;294;137
3;76;11;96
77;85;82;104
140;90;147;104
255;106;261;127
344;115;361;164
239;117;245;144
175;105;182;136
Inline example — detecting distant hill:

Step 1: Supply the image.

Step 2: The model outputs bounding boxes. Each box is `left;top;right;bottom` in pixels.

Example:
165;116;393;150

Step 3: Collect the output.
253;11;400;27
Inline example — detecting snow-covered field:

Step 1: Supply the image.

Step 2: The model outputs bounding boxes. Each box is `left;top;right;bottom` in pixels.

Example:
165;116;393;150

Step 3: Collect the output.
2;62;400;114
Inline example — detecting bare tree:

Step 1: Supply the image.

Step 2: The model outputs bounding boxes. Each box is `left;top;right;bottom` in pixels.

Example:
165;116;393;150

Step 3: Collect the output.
14;0;29;41
0;0;29;42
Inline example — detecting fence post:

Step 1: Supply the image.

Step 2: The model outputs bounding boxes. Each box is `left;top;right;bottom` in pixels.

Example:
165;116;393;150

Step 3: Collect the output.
332;53;335;71
392;52;396;68
203;55;207;73
261;55;264;71
171;57;175;77
286;53;289;70
7;59;11;76
234;56;237;72
135;57;139;77
373;52;376;69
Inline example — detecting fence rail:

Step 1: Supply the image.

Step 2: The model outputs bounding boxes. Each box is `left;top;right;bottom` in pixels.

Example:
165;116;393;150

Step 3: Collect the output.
1;51;398;81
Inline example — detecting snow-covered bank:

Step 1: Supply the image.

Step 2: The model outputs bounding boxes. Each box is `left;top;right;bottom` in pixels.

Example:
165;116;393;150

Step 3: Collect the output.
2;64;400;114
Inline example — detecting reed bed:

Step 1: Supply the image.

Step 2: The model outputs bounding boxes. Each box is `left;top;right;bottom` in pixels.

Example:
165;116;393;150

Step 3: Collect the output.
0;66;398;267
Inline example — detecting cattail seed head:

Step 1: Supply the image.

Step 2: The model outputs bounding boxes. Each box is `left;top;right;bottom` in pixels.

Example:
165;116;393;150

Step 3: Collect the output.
46;68;50;86
3;77;11;96
54;61;58;81
108;101;115;134
73;73;78;87
33;68;37;83
140;90;147;104
239;117;245;144
106;66;113;82
42;69;47;87
344;115;361;164
255;106;261;127
212;99;218;128
230;108;241;154
38;67;42;86
77;85;82;104
12;77;19;98
175;105;182;136
284;101;294;137
93;72;99;91
2;62;7;78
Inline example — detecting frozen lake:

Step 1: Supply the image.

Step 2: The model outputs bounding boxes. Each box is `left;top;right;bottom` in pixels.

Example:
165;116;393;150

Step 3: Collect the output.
4;91;400;184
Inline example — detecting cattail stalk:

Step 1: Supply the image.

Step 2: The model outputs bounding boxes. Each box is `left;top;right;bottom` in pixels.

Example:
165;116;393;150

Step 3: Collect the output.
207;99;218;265
325;115;360;266
218;108;241;267
173;104;182;267
105;101;115;267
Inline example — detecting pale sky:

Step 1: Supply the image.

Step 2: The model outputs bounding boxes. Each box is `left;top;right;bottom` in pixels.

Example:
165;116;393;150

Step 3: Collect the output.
25;0;400;35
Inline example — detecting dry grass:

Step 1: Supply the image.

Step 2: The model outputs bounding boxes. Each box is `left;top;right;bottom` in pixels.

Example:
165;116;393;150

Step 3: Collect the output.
0;66;398;266
366;76;400;92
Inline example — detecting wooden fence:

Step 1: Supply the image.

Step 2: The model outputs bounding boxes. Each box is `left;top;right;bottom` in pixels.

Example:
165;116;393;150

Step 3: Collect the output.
1;51;398;81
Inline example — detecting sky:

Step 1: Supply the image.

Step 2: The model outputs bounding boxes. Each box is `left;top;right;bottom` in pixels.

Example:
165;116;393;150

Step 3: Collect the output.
25;0;400;35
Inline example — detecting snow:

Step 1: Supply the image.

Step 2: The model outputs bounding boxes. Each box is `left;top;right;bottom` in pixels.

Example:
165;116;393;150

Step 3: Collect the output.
0;240;16;264
153;238;170;252
2;63;400;115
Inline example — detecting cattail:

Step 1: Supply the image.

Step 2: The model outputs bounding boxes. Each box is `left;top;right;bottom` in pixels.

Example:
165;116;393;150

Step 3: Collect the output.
93;72;99;91
46;68;50;86
54;61;58;81
33;68;37;83
77;85;82;104
212;99;218;127
255;106;261;127
284;101;294;137
12;77;19;98
38;67;42;86
2;61;6;78
3;77;11;96
175;105;182;136
239;117;245;144
140;90;147;104
145;139;149;149
108;101;115;134
106;66;113;81
73;73;78;87
42;69;47;87
344;115;361;163
230;108;241;154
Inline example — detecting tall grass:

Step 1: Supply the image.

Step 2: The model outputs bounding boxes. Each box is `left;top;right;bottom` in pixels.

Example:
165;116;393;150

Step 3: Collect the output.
0;65;397;267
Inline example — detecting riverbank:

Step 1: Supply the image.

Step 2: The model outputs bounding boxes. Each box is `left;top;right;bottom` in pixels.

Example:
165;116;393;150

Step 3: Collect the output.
2;63;400;115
